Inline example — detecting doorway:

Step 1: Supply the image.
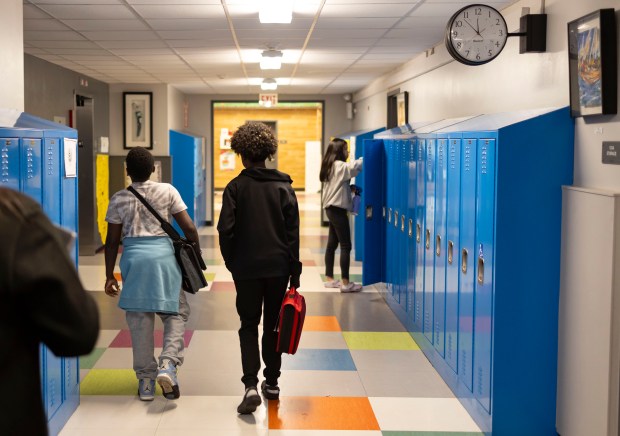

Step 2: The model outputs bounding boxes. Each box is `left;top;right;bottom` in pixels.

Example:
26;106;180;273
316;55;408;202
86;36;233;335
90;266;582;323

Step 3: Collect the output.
75;94;99;255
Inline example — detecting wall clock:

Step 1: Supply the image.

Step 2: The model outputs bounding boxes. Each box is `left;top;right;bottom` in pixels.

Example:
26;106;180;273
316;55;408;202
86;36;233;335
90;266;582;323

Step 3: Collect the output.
445;4;509;66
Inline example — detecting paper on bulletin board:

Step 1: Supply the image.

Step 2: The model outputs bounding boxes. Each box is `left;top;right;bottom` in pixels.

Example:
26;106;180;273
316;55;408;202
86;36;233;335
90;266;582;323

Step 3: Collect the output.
64;138;77;178
220;150;236;171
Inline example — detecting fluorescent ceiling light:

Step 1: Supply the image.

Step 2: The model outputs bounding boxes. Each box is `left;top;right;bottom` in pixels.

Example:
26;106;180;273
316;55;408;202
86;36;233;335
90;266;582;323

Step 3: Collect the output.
259;0;292;24
260;49;283;70
261;78;278;91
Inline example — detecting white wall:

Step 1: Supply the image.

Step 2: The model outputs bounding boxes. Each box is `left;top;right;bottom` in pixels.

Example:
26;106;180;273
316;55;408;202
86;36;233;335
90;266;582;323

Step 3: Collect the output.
168;86;186;133
353;0;620;190
0;0;24;111
109;83;169;156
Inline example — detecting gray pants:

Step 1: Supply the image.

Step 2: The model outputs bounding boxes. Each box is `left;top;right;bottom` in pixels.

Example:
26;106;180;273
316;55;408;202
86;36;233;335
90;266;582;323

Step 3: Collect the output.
126;290;190;380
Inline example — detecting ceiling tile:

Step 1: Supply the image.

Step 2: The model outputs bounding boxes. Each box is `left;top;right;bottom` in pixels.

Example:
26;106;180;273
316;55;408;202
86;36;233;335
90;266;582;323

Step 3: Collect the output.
29;0;122;4
62;19;149;31
35;5;136;20
320;3;416;18
23;5;54;19
132;5;225;19
24;19;70;31
24;30;86;41
82;31;160;41
28;40;101;49
315;17;400;29
146;18;229;31
98;40;169;49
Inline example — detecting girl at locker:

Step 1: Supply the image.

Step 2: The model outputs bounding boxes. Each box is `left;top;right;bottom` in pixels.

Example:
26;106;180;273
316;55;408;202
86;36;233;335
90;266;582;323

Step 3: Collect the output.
320;137;363;292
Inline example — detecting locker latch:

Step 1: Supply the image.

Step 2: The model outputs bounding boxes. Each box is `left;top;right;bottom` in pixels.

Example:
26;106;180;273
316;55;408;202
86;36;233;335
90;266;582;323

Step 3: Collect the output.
462;249;468;274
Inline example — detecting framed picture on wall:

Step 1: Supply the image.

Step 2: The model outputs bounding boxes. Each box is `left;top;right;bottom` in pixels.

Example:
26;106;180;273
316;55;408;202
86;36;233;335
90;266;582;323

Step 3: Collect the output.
396;92;408;126
567;9;617;117
123;92;153;149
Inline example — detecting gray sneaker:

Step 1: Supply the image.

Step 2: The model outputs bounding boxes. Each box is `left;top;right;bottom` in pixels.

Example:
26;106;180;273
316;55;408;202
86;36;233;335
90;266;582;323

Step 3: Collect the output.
340;282;363;293
237;386;261;414
261;380;280;400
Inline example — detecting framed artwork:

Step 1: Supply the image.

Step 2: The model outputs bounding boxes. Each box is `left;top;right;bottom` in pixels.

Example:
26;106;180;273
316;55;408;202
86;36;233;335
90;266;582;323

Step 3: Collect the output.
567;9;617;117
123;92;153;148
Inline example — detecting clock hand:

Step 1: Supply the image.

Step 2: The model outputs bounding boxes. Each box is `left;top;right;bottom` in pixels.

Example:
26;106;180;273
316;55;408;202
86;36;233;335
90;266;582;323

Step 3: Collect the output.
463;19;482;36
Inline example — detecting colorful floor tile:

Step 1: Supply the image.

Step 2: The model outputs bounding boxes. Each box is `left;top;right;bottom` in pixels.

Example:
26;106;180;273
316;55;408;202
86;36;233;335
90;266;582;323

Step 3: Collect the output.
62;192;482;436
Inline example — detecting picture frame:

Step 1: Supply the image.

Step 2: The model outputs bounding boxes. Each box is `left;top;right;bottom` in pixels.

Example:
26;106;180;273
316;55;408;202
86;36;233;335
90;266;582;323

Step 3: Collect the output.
123;92;153;149
567;9;617;117
396;91;409;126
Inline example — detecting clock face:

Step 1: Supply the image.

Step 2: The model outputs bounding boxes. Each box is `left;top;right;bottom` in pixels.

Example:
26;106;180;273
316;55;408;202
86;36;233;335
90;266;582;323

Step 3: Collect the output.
445;4;508;66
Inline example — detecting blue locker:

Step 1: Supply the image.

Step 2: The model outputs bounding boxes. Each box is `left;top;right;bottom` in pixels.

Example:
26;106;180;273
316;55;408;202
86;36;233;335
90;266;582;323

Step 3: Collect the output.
2;112;81;435
473;136;496;413
170;130;206;233
445;136;462;373
458;137;476;392
361;139;385;285
433;137;448;356
384;138;393;295
423;137;435;343
0;137;20;190
43;138;62;225
335;127;385;262
406;138;416;315
21;138;43;204
400;138;409;312
414;138;426;331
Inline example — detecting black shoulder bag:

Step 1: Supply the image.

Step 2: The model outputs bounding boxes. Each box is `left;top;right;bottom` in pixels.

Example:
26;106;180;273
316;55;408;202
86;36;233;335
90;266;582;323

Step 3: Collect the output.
128;186;207;294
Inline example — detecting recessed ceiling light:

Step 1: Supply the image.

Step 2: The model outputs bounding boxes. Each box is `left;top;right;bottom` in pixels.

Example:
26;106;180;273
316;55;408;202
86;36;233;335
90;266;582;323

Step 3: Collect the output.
259;0;292;24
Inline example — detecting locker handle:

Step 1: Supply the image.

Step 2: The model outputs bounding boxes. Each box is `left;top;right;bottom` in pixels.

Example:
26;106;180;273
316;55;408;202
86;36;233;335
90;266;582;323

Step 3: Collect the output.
478;257;485;284
394;210;399;227
462;249;468;274
408;219;413;238
416;223;421;243
401;215;405;232
425;229;430;249
388;208;392;223
436;235;441;256
448;240;454;264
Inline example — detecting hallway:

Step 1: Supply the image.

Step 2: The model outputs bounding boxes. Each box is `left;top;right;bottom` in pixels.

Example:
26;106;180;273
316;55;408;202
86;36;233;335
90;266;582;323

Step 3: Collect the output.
63;192;482;435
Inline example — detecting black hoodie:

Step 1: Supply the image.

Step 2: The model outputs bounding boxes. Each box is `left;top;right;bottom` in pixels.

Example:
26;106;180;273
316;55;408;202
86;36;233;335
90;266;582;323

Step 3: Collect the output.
217;167;302;284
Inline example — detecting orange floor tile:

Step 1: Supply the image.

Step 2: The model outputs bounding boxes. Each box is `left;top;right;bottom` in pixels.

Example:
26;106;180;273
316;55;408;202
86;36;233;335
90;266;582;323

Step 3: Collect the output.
268;396;380;430
303;315;342;331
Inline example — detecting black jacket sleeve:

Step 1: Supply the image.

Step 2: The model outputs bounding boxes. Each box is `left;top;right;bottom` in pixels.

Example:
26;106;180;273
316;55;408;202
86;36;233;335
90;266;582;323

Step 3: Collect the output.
283;186;302;287
217;183;237;267
12;209;99;357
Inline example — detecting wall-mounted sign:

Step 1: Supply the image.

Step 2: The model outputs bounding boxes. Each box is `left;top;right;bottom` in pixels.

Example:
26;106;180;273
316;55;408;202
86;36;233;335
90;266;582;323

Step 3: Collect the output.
602;141;620;165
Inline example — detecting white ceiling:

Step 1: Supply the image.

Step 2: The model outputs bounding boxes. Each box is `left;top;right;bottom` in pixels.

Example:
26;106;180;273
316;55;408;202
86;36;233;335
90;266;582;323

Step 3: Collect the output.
23;0;516;95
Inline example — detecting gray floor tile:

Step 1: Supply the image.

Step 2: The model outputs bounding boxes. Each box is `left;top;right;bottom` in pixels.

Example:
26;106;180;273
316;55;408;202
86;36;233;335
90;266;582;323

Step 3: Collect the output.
357;369;454;398
350;350;436;373
298;331;348;349
279;370;368;397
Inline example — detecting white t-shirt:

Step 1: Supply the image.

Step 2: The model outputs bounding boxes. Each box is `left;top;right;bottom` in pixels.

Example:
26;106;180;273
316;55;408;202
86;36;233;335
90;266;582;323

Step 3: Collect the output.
105;181;187;239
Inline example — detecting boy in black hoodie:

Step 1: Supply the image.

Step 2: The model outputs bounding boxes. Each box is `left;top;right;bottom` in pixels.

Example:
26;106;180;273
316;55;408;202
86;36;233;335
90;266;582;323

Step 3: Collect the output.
217;121;302;414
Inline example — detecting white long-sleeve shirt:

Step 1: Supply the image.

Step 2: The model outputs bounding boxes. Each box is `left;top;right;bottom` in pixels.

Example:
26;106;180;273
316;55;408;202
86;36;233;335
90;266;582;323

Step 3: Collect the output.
322;157;363;210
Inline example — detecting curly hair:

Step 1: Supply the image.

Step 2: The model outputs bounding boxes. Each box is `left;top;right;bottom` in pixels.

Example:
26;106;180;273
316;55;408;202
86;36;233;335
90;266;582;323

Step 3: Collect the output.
230;121;277;163
125;147;154;182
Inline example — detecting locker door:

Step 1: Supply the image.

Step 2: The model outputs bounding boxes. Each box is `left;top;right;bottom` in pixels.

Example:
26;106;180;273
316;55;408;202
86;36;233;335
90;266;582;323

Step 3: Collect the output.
458;138;477;391
445;137;461;372
1;138;20;190
414;138;426;330
407;138;417;316
392;139;400;302
64;356;80;403
362;139;385;285
474;137;496;414
401;138;409;312
433;138;448;356
423;138;436;343
385;139;393;295
20;138;43;204
42;138;61;224
44;347;63;418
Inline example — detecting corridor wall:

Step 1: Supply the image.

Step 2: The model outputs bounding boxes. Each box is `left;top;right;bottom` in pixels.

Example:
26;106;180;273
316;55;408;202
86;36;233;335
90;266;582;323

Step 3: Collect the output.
362;107;574;435
0;110;79;435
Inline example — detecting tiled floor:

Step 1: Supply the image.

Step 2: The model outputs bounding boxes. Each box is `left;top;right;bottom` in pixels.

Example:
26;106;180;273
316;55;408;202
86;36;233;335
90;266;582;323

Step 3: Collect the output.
61;192;482;436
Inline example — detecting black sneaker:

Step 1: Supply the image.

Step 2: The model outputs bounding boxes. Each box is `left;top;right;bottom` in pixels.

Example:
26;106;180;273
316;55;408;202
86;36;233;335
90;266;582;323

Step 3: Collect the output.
237;386;261;414
261;380;280;400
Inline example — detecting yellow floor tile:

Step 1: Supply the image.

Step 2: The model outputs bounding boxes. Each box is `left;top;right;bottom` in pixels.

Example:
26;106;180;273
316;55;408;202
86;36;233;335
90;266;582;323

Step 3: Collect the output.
342;332;420;350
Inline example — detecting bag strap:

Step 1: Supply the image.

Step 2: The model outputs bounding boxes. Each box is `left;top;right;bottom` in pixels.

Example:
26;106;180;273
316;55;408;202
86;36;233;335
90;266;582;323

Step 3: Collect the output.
127;186;181;242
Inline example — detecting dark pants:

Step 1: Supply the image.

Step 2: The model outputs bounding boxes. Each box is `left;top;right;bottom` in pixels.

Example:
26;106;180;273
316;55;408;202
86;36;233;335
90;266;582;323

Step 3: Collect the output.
325;206;351;280
234;276;288;388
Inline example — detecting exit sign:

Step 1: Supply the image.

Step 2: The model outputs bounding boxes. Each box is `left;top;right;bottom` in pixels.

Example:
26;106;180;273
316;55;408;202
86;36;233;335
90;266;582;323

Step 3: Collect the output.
259;93;278;107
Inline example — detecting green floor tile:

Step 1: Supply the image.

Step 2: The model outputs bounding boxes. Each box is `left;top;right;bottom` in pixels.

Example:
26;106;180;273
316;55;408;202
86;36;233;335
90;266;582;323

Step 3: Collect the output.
80;369;162;396
343;332;420;350
80;348;106;369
